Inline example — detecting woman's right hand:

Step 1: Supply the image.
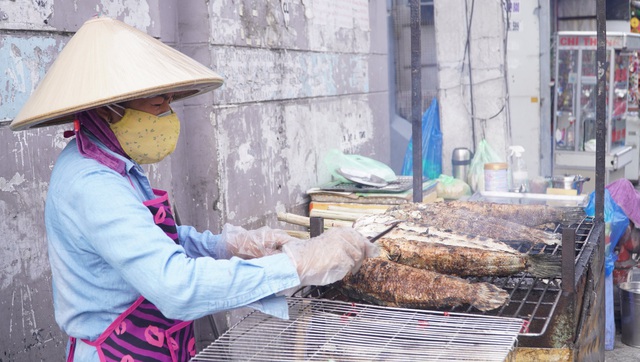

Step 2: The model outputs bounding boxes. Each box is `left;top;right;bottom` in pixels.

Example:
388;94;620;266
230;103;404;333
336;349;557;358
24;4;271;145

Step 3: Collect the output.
282;227;379;286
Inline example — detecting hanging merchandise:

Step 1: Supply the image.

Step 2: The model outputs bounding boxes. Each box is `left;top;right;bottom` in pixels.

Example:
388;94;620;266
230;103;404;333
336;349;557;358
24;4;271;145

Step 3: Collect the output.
629;52;640;110
566;116;575;148
401;98;443;180
508;145;529;192
633;2;640;34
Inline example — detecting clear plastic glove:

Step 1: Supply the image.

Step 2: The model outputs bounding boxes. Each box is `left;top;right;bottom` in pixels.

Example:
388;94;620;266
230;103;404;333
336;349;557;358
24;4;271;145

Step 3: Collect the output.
282;227;379;286
218;224;299;259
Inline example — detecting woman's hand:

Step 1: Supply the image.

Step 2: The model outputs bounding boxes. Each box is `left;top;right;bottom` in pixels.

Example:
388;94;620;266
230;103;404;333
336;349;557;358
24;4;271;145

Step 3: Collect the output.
220;224;298;259
282;227;380;286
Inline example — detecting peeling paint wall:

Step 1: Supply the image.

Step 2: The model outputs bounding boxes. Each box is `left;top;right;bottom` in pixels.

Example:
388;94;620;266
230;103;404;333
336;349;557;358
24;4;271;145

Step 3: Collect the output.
0;0;388;359
435;0;510;172
175;0;389;230
434;0;548;178
1;30;71;360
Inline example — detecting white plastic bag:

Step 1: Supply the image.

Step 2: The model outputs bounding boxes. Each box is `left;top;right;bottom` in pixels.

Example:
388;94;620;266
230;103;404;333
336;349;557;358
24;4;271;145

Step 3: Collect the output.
436;175;471;200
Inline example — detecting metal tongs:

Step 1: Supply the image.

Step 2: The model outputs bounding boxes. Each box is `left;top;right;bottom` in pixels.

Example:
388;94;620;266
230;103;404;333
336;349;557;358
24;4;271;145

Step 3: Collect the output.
367;221;401;243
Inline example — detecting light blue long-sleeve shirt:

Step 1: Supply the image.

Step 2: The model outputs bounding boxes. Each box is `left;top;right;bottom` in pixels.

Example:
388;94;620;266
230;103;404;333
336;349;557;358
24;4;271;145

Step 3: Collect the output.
45;137;300;360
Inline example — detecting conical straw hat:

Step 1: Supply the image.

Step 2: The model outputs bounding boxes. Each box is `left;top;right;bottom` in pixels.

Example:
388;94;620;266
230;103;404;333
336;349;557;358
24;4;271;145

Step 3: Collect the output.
11;17;224;131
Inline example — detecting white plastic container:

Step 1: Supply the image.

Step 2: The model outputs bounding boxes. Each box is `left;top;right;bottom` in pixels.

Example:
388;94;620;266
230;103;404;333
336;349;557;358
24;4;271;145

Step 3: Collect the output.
484;163;508;192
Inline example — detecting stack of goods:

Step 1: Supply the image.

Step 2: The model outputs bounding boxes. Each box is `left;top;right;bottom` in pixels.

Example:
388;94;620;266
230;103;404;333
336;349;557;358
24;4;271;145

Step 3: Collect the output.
306;177;439;224
337;201;584;312
277;178;439;238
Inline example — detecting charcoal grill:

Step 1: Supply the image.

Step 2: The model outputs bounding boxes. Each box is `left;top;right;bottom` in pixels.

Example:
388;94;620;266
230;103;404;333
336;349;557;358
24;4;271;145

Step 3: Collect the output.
193;211;602;361
300;212;603;360
193;213;600;361
301;215;592;334
192;297;524;361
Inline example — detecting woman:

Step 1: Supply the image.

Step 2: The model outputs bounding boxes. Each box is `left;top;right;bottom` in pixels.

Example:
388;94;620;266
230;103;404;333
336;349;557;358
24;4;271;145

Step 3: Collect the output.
11;17;377;361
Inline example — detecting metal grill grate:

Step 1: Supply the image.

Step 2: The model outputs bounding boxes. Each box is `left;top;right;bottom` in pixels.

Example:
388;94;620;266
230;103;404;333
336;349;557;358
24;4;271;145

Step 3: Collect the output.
445;194;596;337
303;216;595;338
457;215;594;337
192;297;524;361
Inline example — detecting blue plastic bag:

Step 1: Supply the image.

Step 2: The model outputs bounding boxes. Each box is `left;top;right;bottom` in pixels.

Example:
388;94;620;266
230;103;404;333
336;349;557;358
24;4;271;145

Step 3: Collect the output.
584;189;628;351
584;188;629;276
401;98;442;180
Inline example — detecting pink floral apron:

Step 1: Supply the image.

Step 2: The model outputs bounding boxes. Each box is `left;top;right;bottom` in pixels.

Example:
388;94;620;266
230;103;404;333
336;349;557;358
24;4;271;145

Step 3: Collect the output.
67;189;195;362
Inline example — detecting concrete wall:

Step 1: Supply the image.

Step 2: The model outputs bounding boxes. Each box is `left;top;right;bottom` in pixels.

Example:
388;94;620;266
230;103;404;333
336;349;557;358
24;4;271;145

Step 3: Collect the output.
0;0;389;360
434;0;550;182
435;0;510;176
506;0;545;178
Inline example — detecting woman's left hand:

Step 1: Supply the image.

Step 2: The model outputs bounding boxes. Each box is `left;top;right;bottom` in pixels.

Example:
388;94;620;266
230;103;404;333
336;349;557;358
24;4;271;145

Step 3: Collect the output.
219;224;299;259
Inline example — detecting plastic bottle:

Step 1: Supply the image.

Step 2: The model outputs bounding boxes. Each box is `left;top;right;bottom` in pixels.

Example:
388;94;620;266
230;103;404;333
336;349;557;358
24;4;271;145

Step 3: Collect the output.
508;145;529;192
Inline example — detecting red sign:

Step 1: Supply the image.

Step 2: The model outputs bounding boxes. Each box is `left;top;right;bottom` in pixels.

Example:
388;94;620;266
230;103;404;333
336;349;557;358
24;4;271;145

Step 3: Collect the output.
559;36;624;48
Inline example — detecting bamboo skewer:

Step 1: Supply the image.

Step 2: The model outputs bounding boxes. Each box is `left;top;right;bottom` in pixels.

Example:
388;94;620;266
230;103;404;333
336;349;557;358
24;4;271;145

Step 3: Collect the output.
309;209;362;221
284;230;310;239
277;212;352;228
277;212;311;227
327;205;388;214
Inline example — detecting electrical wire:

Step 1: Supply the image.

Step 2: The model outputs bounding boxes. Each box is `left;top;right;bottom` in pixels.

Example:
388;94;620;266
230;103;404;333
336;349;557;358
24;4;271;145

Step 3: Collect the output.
501;0;513;148
458;0;512;148
463;0;477;150
469;0;511;147
432;0;511;151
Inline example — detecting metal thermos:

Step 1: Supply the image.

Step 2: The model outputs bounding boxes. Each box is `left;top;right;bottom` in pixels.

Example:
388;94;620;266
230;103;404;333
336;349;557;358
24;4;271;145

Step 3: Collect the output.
452;147;473;182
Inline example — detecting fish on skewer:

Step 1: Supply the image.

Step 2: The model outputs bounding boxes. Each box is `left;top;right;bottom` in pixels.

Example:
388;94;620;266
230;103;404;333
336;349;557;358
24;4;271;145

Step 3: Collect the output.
338;258;509;312
434;200;584;227
374;222;561;278
380;202;561;245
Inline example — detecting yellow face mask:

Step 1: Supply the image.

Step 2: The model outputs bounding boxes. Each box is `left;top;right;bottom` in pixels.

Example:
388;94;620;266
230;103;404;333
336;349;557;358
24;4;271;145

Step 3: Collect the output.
108;108;180;164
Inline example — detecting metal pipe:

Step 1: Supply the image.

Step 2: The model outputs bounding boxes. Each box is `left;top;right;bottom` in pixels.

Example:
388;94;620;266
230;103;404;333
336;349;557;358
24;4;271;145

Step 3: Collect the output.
410;0;422;202
595;0;606;358
595;0;605;228
309;217;324;238
464;0;477;150
561;228;576;293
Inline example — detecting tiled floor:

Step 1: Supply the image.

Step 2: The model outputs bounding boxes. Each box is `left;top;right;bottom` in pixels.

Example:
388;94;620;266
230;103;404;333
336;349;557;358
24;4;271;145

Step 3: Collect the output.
605;331;639;361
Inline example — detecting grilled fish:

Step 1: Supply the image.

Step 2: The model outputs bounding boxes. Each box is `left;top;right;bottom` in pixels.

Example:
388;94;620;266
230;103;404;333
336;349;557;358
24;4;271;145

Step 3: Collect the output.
438;201;584;227
374;222;561;278
338;258;509;311
380;202;561;245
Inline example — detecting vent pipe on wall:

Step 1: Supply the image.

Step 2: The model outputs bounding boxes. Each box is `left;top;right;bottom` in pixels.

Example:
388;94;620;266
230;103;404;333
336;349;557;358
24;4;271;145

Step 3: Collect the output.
410;0;423;202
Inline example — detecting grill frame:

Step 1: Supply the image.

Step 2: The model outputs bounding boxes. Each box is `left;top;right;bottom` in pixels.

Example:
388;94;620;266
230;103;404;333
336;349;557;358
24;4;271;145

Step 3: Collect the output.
195;209;601;359
192;297;524;361
300;215;596;339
